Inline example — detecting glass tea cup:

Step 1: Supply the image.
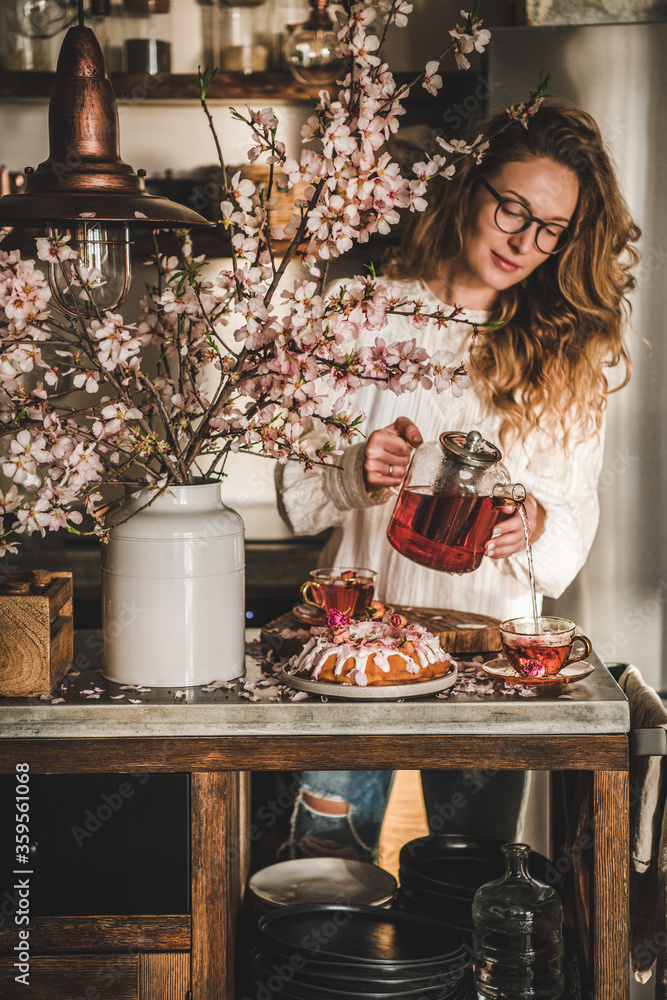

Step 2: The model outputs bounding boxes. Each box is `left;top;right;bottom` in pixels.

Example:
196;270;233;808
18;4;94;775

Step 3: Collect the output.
300;567;377;618
500;616;592;678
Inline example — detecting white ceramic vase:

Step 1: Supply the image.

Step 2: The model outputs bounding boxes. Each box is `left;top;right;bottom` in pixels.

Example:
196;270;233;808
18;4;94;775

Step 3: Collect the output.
101;482;245;687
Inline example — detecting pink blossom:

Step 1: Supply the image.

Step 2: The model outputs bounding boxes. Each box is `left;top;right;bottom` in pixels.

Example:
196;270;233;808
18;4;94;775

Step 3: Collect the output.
378;0;413;28
349;29;381;69
93;401;143;439
2;429;51;483
357;115;386;157
63;442;104;485
229;171;257;213
0;485;20;514
423;61;443;96
73;369;101;394
322;121;357;159
91;314;142;371
15;497;52;536
249;105;279;129
449;11;491;70
450;367;472;396
36;235;77;264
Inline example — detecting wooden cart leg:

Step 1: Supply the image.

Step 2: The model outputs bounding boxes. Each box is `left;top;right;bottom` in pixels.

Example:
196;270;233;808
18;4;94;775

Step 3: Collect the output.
191;771;250;1000
592;769;629;1000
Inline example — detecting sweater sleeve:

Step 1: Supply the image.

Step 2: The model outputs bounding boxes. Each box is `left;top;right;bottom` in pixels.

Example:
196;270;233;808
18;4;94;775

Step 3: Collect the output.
495;419;606;599
276;441;392;536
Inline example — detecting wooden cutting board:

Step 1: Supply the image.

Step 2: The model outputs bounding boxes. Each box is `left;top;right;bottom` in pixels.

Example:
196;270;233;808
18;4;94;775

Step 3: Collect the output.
260;605;501;657
395;605;501;654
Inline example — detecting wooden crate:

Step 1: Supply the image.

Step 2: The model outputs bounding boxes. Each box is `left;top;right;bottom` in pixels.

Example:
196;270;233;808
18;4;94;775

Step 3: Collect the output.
0;571;73;697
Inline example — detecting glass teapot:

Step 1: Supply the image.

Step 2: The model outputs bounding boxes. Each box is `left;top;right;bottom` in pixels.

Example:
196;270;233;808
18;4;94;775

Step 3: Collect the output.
386;429;525;574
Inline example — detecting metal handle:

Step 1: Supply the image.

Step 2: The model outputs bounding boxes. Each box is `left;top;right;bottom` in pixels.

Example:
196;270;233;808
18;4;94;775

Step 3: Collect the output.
565;634;592;666
299;580;321;609
630;728;667;757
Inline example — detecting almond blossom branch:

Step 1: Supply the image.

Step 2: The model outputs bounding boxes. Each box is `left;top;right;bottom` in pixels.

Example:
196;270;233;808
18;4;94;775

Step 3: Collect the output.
0;4;547;554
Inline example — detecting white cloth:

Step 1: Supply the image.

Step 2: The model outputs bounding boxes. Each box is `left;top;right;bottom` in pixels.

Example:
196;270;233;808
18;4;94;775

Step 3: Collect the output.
276;278;606;621
619;665;667;991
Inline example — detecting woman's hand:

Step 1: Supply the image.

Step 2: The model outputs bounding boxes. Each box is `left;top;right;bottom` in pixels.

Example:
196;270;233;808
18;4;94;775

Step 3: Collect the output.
363;417;423;489
484;493;546;559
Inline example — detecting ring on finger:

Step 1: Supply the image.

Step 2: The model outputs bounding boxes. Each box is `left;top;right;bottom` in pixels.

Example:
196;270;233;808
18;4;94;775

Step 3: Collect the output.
388;464;393;477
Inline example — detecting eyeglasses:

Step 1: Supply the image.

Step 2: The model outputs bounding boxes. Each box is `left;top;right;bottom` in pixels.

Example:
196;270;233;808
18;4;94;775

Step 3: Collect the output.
480;178;571;255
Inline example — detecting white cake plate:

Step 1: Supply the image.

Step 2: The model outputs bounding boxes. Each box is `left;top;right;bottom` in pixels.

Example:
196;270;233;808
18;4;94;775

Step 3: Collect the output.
279;664;457;700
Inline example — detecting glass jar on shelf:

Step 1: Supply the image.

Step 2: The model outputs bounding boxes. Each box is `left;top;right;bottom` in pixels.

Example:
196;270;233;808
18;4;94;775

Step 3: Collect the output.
0;0;76;71
283;0;345;86
218;0;270;75
86;0;111;62
197;0;221;73
100;0;127;73
267;0;309;70
123;0;172;74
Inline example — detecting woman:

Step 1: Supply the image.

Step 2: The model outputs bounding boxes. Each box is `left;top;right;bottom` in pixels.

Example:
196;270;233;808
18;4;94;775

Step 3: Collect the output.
274;100;640;860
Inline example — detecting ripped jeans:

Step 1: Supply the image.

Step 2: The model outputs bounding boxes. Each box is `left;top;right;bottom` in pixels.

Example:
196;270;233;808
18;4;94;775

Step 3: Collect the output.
283;769;530;861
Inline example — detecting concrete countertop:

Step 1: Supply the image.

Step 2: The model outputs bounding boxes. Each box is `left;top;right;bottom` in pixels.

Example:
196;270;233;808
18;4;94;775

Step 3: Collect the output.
0;630;630;740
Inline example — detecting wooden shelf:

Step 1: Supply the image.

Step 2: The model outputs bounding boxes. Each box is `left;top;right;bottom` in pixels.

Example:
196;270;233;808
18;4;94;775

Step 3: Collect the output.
0;70;434;103
1;224;398;262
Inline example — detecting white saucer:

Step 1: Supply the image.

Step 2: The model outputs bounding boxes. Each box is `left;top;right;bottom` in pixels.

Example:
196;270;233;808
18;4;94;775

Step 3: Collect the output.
482;658;595;686
279;663;457;700
248;857;397;909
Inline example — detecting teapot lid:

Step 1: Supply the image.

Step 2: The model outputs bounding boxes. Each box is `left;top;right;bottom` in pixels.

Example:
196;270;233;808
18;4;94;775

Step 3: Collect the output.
439;430;502;469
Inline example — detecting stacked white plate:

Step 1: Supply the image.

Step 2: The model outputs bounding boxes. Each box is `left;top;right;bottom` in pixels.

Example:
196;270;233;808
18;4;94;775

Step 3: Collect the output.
247;857;397;919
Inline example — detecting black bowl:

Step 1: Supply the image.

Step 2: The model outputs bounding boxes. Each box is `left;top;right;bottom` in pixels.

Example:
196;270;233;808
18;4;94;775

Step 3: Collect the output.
399;835;552;896
395;883;474;927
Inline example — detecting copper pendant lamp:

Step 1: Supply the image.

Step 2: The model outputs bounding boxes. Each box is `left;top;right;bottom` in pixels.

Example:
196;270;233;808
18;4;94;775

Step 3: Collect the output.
0;0;212;317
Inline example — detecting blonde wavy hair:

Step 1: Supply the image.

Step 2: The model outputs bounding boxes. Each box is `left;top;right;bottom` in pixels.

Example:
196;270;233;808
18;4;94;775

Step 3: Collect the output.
383;100;641;448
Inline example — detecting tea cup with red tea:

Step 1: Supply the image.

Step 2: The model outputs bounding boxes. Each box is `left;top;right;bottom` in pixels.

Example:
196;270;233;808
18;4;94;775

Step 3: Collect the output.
499;616;592;678
300;567;377;619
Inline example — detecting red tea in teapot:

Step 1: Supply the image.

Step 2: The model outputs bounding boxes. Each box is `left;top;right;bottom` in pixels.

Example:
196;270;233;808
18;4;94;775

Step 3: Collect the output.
386;486;510;574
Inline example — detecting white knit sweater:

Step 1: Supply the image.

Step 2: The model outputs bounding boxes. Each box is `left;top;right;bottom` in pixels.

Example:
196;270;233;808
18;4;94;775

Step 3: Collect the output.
276;278;605;621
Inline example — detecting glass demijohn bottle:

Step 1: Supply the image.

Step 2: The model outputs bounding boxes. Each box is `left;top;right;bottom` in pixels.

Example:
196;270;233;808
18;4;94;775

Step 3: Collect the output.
472;843;564;1000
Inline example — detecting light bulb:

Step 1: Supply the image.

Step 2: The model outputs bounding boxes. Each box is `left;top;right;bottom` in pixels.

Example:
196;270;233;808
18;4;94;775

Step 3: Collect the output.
47;221;131;319
283;0;345;86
